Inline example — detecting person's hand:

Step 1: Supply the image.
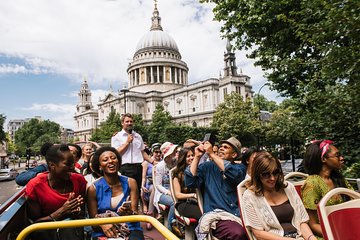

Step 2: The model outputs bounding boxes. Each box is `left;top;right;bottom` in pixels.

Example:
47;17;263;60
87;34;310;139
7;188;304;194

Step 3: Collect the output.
141;186;149;193
194;144;205;157
117;203;133;216
100;223;119;238
61;192;83;215
203;141;214;155
127;134;134;144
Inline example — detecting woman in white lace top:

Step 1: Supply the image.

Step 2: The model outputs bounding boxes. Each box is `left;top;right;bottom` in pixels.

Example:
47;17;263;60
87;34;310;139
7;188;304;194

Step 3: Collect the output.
242;152;315;240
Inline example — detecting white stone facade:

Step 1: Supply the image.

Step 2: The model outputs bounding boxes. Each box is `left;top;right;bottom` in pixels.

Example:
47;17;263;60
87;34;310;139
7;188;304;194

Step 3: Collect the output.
74;3;253;141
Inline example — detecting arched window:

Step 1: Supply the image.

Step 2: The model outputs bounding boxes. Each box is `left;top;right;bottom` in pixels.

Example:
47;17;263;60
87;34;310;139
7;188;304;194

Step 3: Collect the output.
192;121;197;127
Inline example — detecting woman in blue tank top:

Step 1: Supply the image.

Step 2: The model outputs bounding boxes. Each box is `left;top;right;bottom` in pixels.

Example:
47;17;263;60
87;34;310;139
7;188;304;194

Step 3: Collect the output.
87;146;144;240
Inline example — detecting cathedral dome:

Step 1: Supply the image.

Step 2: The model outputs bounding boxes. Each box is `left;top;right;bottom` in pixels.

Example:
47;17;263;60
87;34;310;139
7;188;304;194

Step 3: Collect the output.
135;30;179;53
127;2;188;93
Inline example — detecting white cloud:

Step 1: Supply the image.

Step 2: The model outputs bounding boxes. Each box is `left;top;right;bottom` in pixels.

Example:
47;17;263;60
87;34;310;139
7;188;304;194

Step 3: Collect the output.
0;0;271;87
22;103;74;113
0;0;284;129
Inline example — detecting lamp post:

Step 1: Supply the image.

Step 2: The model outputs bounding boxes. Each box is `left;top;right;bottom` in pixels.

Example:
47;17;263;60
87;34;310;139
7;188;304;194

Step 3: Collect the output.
256;83;270;148
120;87;129;114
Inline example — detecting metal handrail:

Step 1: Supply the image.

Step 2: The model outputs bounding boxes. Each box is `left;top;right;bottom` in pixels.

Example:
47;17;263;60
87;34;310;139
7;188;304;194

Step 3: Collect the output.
16;215;179;240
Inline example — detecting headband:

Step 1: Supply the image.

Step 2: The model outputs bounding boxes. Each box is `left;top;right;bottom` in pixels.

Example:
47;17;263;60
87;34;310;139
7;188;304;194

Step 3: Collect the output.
312;140;334;158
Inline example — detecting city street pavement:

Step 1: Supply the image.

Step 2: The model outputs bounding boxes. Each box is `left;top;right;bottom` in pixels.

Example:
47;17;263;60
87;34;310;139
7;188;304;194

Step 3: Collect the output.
0;162;27;206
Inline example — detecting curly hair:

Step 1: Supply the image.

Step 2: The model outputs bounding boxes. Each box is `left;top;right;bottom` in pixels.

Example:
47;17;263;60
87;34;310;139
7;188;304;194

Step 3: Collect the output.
91;146;122;176
247;151;287;196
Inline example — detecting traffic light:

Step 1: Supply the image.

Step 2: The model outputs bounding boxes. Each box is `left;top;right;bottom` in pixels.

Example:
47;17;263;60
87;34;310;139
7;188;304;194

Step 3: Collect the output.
26;148;31;160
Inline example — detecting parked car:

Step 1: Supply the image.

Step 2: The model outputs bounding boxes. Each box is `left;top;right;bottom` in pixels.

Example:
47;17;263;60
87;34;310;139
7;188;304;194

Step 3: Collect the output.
0;168;19;181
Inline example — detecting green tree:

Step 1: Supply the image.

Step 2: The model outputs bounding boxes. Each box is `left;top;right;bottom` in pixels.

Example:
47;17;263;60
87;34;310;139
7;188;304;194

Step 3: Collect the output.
211;92;260;146
15;118;60;156
5;133;17;153
132;114;148;143
164;125;218;145
265;105;304;151
206;0;359;96
0;114;6;142
206;0;360;175
147;104;174;144
253;94;278;112
90;110;121;143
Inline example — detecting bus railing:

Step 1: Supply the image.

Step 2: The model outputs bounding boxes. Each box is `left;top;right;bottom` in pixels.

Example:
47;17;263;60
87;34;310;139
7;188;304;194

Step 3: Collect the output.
16;215;179;240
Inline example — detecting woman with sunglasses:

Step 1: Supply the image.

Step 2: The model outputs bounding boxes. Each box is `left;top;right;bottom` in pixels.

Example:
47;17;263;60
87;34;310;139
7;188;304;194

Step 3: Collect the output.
242;152;315;240
301;140;351;239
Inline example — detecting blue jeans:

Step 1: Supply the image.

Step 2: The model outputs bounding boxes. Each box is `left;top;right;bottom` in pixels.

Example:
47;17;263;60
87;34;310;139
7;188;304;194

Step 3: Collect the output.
159;194;175;230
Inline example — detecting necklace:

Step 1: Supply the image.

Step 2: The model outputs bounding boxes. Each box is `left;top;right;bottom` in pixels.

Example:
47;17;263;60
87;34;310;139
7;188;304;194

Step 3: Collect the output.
48;174;67;194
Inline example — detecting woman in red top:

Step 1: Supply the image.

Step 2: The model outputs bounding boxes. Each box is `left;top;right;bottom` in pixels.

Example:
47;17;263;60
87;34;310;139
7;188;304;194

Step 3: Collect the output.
26;143;87;239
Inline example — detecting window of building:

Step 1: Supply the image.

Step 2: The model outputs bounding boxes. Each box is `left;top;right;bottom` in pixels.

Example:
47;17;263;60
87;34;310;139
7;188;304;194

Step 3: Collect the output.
179;110;181;115
223;88;228;96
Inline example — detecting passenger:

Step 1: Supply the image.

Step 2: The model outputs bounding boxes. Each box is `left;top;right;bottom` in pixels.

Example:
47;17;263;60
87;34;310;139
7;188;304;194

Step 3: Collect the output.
172;147;202;220
301;140;351;239
68;143;83;173
78;143;94;174
140;142;161;229
25;143;86;240
185;137;247;240
212;144;219;156
242;152;315;240
15;142;82;186
241;146;261;179
87;146;144;240
83;153;101;188
154;141;177;230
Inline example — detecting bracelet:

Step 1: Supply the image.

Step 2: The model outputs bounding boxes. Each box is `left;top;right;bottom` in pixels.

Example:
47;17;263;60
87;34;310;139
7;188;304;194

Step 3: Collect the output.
307;234;315;240
49;214;56;221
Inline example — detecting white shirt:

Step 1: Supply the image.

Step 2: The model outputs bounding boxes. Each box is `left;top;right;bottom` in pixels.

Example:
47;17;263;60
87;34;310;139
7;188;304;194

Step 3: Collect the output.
111;129;145;164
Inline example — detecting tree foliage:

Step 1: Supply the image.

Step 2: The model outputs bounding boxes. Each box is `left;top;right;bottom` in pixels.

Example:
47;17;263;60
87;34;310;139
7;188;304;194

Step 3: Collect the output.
164;125;218;145
265;105;304;146
90;110;121;143
0;114;6;142
147;104;174;144
254;94;278;112
15;118;60;156
207;0;359;97
211;93;259;146
206;0;360;176
5;133;17;153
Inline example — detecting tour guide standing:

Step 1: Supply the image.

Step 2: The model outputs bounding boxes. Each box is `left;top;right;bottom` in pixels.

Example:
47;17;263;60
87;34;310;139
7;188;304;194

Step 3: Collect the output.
111;113;154;193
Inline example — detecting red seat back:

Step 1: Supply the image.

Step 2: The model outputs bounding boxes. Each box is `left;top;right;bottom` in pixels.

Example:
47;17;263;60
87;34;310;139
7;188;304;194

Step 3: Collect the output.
317;188;360;240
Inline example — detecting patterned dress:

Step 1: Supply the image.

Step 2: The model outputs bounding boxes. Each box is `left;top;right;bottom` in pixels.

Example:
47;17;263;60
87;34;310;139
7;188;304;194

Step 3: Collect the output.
301;175;352;240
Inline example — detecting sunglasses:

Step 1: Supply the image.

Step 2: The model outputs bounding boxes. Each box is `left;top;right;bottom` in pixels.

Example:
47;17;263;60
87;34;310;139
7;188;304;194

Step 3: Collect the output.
260;169;281;179
154;151;161;154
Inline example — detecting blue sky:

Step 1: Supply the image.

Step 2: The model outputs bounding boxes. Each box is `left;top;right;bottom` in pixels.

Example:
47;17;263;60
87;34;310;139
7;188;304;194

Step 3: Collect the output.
0;0;282;130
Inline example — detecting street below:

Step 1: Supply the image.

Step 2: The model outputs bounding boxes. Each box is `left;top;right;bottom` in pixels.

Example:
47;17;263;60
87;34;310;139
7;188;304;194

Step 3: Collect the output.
0;178;23;205
0;163;26;206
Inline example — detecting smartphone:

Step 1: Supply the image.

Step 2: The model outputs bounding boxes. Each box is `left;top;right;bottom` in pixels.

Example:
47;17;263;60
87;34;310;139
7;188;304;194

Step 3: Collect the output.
121;201;131;209
203;133;216;146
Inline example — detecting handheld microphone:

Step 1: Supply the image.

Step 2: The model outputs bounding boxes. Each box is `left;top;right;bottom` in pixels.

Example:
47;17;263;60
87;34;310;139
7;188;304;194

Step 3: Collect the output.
128;128;133;134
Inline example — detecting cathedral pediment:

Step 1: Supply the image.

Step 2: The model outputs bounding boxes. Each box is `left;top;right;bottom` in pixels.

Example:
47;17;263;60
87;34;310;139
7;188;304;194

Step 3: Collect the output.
102;93;116;103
